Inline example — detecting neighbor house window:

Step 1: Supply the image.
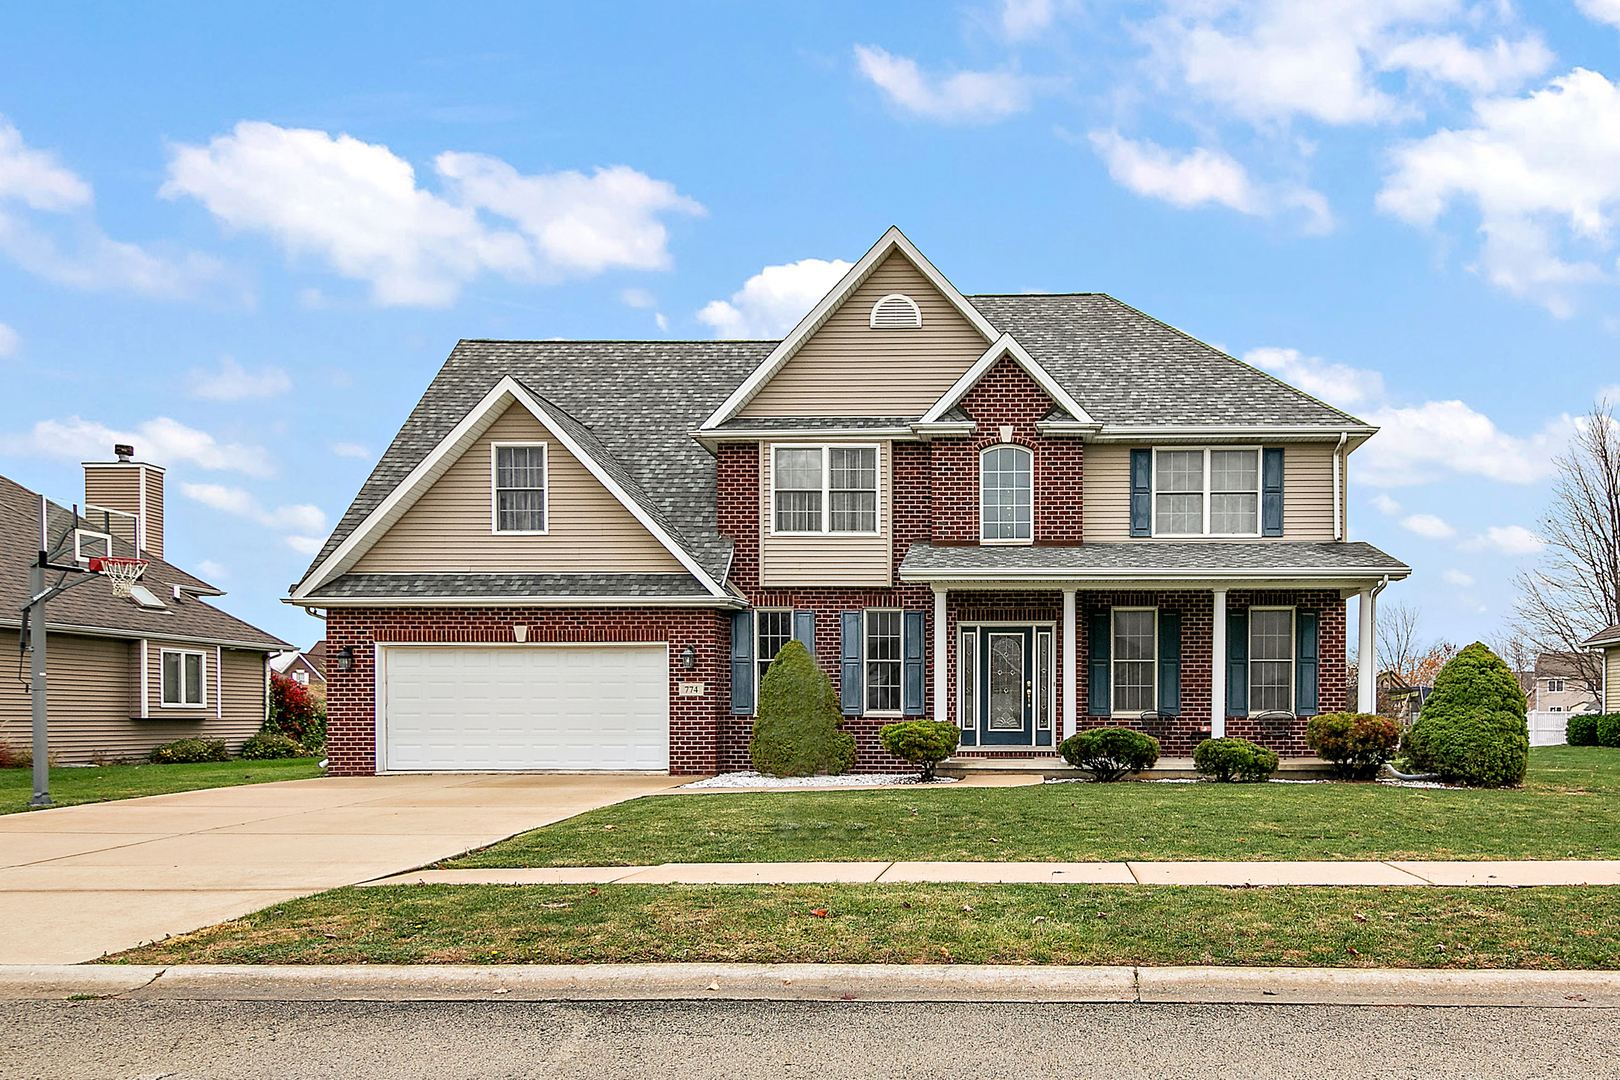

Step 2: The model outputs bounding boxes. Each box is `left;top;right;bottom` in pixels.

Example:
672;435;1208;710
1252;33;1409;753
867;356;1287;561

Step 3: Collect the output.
865;609;903;714
161;649;206;707
772;445;879;534
1249;608;1294;714
755;608;793;692
1112;609;1156;715
1548;679;1565;693
1153;448;1260;536
980;445;1032;542
492;444;547;532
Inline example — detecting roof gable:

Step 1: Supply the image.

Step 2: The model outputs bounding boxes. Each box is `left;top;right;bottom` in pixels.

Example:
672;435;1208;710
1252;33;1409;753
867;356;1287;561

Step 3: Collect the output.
919;334;1097;427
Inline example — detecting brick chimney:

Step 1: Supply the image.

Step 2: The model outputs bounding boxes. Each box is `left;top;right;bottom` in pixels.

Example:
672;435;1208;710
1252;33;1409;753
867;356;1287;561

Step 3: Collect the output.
83;444;165;559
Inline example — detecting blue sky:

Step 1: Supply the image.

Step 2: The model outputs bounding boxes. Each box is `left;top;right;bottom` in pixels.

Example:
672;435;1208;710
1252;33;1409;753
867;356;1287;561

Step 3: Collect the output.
3;0;1619;650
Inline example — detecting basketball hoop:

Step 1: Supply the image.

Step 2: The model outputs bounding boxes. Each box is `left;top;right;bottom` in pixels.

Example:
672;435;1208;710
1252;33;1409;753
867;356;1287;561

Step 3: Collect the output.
88;556;149;597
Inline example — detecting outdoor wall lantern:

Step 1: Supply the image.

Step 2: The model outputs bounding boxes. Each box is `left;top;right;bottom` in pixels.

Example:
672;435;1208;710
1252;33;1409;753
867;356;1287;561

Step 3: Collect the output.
337;645;355;672
680;645;695;669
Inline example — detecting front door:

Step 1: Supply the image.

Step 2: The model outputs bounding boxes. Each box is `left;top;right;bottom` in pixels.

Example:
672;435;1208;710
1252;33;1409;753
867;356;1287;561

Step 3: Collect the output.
981;629;1033;745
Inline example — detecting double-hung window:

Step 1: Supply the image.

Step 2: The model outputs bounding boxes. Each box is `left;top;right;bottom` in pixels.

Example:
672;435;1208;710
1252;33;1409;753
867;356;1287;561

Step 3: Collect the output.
1249;608;1294;714
1153;447;1260;537
161;649;206;708
755;608;793;692
1112;609;1156;715
492;443;547;533
864;609;903;714
980;445;1032;542
772;445;879;534
1548;679;1565;693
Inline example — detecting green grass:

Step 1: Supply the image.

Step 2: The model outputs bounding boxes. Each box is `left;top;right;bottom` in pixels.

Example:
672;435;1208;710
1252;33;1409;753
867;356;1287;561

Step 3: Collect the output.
102;882;1620;969
451;746;1620;867
0;757;323;815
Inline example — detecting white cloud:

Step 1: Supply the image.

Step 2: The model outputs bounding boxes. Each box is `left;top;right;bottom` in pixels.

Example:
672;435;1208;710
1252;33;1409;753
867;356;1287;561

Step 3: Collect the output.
1371;492;1402;515
1379;35;1553;95
0;321;16;358
1001;0;1056;40
285;535;325;555
698;257;852;338
1;415;272;476
331;442;370;459
1442;568;1475;586
853;45;1042;123
1378;68;1620;314
180;481;326;533
1243;347;1385;409
162;121;702;307
1462;524;1545;555
190;356;292;401
1355;400;1574;486
620;287;656;308
196;560;228;581
1400;512;1457;539
1576;0;1620;29
0;120;91;210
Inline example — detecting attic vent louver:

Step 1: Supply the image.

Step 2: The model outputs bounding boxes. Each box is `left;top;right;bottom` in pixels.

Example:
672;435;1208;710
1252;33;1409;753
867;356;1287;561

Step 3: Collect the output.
869;293;923;329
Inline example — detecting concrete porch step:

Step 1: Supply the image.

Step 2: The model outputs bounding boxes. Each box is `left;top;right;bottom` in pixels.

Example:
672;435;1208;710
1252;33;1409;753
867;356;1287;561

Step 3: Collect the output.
938;756;1337;781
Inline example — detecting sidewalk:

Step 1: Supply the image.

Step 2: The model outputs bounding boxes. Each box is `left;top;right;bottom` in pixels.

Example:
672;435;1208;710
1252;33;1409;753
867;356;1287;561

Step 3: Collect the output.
358;859;1620;888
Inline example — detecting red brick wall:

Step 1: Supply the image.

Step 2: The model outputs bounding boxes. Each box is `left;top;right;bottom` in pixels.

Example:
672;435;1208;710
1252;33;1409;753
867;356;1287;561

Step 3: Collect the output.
716;442;760;592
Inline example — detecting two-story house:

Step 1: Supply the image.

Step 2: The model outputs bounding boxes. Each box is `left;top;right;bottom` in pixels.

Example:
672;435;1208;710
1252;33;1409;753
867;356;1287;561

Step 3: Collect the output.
291;228;1409;775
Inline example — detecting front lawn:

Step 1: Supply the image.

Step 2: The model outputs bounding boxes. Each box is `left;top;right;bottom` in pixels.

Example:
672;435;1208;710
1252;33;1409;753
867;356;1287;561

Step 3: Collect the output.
104;881;1620;969
452;746;1620;867
0;757;323;815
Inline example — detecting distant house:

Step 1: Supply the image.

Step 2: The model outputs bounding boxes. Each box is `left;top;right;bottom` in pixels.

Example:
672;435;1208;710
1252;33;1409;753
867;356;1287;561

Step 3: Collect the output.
1523;652;1601;715
1;448;290;763
1582;625;1620;713
270;641;327;703
1377;671;1430;724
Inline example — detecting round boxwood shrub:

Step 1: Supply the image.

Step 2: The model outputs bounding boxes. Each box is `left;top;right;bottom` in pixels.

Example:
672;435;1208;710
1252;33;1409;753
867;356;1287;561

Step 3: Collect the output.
1193;737;1279;782
1598;714;1620;748
1058;727;1161;781
240;731;305;760
1305;712;1401;780
1566;713;1601;746
1404;642;1529;787
148;738;229;765
749;639;856;778
879;720;960;781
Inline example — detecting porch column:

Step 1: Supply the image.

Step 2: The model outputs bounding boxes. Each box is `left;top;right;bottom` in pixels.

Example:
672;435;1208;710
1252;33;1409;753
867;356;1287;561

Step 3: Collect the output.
1062;588;1077;739
1358;587;1377;712
1210;588;1227;739
932;585;948;723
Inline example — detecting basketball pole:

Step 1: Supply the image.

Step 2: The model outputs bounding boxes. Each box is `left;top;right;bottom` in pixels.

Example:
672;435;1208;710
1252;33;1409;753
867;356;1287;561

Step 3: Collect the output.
23;497;98;807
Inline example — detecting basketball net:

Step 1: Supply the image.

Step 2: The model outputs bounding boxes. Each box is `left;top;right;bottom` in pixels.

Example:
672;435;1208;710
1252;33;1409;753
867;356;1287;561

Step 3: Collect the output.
88;556;149;597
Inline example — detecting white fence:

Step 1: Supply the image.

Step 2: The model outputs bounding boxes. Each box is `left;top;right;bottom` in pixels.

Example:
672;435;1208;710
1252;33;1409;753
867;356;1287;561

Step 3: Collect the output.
1527;710;1573;747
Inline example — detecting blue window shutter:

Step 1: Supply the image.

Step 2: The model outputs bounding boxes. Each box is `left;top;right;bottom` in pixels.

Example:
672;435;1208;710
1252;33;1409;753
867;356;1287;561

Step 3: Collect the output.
902;610;926;715
1296;610;1319;716
1158;610;1181;716
730;611;754;716
1226;611;1248;717
840;611;863;715
1088;610;1111;716
1130;450;1152;537
1262;448;1285;536
793;610;816;659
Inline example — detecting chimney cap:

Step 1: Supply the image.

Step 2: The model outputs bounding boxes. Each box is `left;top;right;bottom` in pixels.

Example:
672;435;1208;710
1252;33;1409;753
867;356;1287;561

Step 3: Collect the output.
114;444;134;462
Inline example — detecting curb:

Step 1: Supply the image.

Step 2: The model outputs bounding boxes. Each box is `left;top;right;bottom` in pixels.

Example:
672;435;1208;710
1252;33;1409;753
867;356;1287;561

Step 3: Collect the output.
4;965;1617;1007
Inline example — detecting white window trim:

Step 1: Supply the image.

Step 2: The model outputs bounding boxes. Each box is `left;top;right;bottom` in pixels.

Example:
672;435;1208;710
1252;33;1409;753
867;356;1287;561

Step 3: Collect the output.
490;441;549;535
863;607;905;717
979;444;1034;546
1149;445;1263;539
1247;605;1296;717
768;443;883;537
160;648;208;709
1111;607;1158;718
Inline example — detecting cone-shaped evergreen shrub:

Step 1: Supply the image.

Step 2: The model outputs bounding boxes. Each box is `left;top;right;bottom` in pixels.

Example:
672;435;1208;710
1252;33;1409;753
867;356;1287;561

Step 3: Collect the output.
880;720;960;781
1404;642;1529;787
749;639;856;777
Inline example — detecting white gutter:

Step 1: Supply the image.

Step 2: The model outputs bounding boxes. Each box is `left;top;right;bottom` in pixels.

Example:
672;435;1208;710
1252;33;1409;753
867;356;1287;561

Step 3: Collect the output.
899;566;1411;584
1088;425;1378;443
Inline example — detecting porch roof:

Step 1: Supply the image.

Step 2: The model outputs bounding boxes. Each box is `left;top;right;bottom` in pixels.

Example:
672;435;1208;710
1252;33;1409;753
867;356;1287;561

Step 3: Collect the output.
899;540;1409;586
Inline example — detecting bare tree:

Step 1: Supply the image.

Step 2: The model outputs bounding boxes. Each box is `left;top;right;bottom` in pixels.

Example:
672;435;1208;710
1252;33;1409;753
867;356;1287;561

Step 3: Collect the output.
1377;600;1424;682
1484;630;1535;675
1514;400;1620;694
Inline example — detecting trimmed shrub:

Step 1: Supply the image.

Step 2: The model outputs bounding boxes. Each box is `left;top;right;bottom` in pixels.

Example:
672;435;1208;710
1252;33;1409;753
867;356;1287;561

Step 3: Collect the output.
749;640;856;778
148;738;229;764
1059;727;1161;781
879;721;960;781
1193;737;1279;782
240;731;305;760
1404;642;1529;787
268;673;325;750
1599;714;1620;748
1566;713;1602;746
1306;712;1401;780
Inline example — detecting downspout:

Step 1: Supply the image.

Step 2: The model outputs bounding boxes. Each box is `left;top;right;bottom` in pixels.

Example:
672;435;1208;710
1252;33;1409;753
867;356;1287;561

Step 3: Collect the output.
1368;572;1442;780
1333;432;1347;541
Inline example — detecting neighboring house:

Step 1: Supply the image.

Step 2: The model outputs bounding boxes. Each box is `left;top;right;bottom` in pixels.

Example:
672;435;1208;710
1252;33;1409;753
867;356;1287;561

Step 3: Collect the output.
291;227;1411;776
1582;624;1620;713
270;641;327;703
1377;671;1431;725
2;450;291;763
1523;652;1601;715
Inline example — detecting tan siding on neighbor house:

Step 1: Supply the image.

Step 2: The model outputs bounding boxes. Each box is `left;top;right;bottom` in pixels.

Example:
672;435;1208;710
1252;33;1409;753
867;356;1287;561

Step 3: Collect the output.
84;466;138;547
1082;443;1339;542
143;468;165;558
353;403;685;574
759;441;893;587
1608;648;1619;712
739;253;989;418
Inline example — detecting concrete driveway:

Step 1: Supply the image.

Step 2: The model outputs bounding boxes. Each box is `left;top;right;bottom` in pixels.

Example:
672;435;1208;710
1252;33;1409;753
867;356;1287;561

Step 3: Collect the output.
0;773;686;965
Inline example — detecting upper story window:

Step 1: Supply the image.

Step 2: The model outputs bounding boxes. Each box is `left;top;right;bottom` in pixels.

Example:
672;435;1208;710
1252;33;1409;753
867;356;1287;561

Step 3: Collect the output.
1152;447;1260;537
869;294;922;329
981;445;1033;543
492;443;547;533
771;445;879;535
1548;678;1565;693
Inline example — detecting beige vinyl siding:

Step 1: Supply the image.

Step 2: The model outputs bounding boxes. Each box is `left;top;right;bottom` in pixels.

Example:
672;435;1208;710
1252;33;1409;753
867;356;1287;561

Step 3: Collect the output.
144;468;165;558
759;441;892;587
0;630;266;763
1082;443;1339;542
83;466;138;547
354;403;686;574
1608;648;1619;712
739;252;989;418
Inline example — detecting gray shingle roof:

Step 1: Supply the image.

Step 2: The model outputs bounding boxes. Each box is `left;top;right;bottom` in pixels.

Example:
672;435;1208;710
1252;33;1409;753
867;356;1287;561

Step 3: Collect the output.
305;572;713;601
1584;623;1620;647
901;540;1408;577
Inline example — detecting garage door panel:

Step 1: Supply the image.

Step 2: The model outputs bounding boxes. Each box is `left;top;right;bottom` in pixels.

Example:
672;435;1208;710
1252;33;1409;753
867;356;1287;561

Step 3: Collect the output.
383;645;669;771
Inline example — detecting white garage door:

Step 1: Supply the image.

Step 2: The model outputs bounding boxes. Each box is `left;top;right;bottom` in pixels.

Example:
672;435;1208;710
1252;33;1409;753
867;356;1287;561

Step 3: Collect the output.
381;645;670;771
